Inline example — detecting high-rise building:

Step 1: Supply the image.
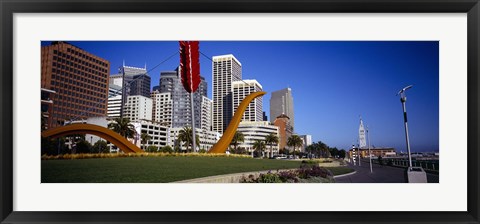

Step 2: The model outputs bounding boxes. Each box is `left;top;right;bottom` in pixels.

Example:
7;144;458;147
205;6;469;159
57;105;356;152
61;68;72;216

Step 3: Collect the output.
201;96;213;132
212;54;242;133
110;64;151;98
299;134;313;152
273;114;293;150
270;88;295;130
151;90;173;127
262;111;268;122
232;79;263;122
124;95;153;122
107;84;123;118
158;68;207;129
41;41;110;128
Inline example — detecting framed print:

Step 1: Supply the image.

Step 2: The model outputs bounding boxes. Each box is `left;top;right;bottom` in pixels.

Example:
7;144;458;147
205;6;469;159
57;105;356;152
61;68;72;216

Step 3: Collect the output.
1;0;479;223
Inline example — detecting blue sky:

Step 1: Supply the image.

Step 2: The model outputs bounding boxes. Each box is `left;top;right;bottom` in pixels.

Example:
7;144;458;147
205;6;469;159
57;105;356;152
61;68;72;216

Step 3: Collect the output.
42;41;439;152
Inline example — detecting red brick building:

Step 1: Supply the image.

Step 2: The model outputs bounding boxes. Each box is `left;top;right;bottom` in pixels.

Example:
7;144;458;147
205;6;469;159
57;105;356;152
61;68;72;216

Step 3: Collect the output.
41;41;110;128
273;114;293;149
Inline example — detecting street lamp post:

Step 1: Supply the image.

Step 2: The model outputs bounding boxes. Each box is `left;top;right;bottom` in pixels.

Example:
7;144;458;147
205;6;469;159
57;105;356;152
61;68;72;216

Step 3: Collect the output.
398;85;413;169
367;125;372;173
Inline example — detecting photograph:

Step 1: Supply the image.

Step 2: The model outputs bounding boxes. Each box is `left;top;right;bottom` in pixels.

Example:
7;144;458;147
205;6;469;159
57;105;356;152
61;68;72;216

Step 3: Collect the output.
40;40;439;183
2;1;478;222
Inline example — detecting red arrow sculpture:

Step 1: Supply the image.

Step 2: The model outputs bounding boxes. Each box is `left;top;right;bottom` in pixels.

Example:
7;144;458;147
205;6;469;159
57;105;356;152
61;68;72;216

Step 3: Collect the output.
179;41;201;93
179;41;201;152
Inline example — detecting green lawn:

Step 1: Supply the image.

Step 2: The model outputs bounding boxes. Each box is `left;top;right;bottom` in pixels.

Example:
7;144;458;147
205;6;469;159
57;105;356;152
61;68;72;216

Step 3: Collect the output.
41;157;354;183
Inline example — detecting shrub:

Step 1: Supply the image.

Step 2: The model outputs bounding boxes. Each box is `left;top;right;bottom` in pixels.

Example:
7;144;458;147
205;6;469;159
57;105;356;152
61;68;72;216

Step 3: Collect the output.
159;146;173;153
240;165;335;183
41;152;252;160
298;165;333;179
146;146;158;153
257;172;283;183
278;170;299;183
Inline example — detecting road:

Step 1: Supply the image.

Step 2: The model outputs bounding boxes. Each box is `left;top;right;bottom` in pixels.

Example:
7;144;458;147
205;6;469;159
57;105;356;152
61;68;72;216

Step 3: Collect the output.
335;160;439;183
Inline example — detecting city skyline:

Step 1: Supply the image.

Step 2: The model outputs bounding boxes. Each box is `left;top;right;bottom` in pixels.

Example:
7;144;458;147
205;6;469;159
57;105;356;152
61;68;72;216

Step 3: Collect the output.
41;41;439;152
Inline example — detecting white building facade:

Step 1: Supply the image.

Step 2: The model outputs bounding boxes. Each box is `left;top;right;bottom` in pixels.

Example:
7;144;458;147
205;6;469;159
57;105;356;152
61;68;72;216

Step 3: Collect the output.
151;90;173;127
237;121;279;154
168;127;221;152
124;95;153;122
107;84;122;118
131;120;169;150
212;54;242;134
201;96;213;132
232;79;263;122
299;134;313;152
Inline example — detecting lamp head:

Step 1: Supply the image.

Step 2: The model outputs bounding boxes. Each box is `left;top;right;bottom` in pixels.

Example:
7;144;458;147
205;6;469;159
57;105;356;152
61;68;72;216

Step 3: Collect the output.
397;85;413;96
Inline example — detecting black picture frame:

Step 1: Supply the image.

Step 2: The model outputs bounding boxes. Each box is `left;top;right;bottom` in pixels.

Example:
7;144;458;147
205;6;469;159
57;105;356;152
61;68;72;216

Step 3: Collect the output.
1;0;479;223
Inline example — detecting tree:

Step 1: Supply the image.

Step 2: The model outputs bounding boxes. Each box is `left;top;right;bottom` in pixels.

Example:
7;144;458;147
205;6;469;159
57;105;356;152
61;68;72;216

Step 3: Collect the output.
42;137;67;155
140;132;152;150
230;131;244;154
92;140;109;153
108;117;135;139
305;145;315;158
253;139;266;158
75;140;92;154
287;135;303;159
178;127;200;152
265;133;279;158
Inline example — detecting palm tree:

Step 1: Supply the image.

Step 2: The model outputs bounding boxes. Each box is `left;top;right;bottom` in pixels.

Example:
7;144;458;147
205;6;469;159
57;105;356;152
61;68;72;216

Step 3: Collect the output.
265;133;279;158
178;127;200;152
108;118;135;139
140;132;151;150
253;139;266;158
287;135;303;159
230;131;244;154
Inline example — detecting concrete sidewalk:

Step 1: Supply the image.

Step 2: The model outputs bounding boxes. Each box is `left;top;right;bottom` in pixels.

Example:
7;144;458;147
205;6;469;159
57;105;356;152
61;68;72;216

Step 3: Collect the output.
335;160;439;183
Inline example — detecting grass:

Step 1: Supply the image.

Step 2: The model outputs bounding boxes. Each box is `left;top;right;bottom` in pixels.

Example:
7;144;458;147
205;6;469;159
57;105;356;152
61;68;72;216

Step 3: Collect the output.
41;156;354;183
42;157;302;183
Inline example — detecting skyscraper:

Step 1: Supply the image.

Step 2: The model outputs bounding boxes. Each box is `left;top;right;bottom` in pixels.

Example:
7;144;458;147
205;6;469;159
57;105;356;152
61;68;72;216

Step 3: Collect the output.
151;90;173;127
158;68;207;129
212;54;242;133
201;96;213;132
270;88;295;130
110;64;151;98
41;41;110;128
232;79;263;122
107;84;123;118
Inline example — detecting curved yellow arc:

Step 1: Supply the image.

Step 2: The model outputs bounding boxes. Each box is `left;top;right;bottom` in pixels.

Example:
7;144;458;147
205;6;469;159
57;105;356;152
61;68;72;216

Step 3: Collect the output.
41;123;144;153
208;91;266;154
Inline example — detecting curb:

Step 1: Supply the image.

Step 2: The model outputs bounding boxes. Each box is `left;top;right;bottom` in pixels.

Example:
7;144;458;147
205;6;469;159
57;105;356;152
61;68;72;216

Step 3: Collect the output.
172;168;357;183
333;171;357;179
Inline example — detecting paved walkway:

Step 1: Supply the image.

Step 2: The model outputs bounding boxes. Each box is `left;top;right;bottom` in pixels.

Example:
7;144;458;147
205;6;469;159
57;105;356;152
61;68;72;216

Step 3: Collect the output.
335;160;439;183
